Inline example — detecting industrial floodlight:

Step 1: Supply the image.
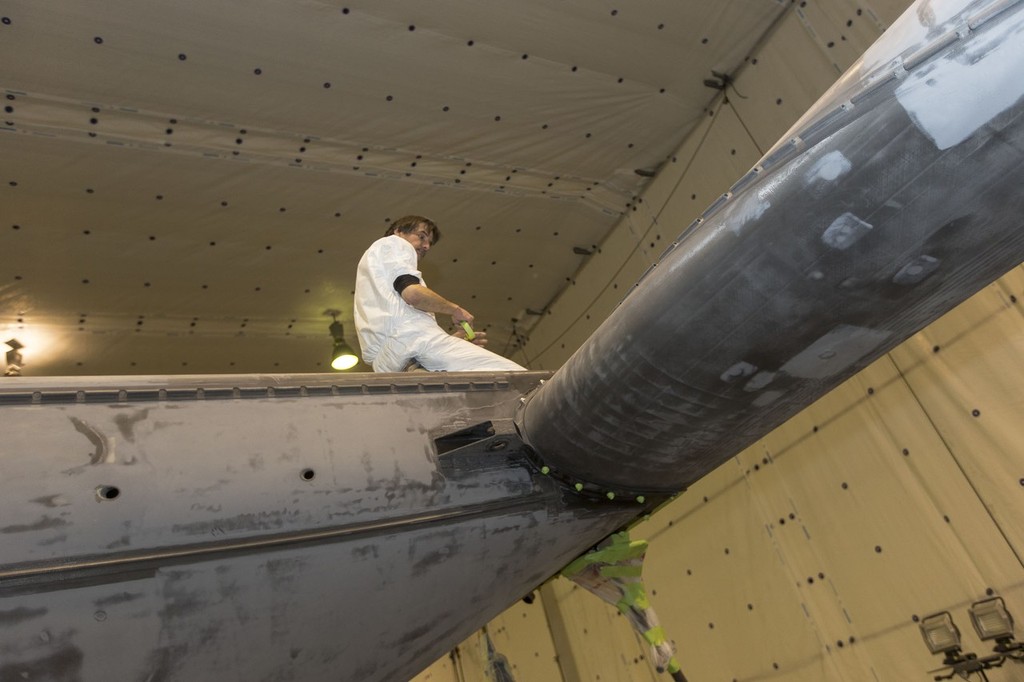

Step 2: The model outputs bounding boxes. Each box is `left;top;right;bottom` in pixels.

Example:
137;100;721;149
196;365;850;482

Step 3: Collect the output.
4;338;24;376
970;597;1018;644
920;611;962;655
331;337;358;370
324;310;358;371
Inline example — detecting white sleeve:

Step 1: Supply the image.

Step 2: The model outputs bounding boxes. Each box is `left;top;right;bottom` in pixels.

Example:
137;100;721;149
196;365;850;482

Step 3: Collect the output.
373;237;422;291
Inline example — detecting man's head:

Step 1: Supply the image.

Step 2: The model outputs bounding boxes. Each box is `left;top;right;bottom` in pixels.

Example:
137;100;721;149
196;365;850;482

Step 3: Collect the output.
385;215;441;260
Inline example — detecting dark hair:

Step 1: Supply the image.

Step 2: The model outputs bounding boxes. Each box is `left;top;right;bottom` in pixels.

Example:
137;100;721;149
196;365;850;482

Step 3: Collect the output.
385;215;441;244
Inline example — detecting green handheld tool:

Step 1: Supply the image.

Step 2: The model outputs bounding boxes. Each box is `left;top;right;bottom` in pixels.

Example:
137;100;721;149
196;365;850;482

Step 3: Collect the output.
460;321;476;340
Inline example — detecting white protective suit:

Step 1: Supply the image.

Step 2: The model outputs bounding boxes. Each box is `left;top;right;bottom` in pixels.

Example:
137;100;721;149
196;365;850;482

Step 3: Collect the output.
353;235;527;373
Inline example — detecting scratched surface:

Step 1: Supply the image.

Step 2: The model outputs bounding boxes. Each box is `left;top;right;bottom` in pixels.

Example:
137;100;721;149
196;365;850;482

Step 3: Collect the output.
0;371;642;681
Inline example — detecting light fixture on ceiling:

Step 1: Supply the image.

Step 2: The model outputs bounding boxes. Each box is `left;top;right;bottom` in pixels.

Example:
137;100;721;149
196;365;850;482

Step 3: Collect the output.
324;310;358;371
4;338;24;377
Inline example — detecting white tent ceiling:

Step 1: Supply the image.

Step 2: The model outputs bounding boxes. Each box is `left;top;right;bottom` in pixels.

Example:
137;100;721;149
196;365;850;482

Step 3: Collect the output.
0;0;787;375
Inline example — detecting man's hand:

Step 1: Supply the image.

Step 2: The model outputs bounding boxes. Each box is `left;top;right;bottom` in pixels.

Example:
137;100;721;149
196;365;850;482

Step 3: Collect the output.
454;323;489;346
452;325;488;346
450;306;474;327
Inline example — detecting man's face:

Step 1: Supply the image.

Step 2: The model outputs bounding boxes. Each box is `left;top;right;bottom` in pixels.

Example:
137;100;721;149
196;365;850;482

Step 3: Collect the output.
397;223;433;260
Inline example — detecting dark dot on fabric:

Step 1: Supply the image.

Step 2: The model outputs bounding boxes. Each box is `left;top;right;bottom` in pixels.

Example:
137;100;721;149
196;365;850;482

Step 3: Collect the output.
144;282;151;287
165;128;173;134
82;279;90;284
442;105;449;112
827;41;835;48
657;23;664;29
857;9;863;15
341;7;349;14
209;241;216;246
972;409;981;417
94;36;104;44
254;67;262;75
178;53;187;61
148;235;156;241
521;54;528;60
1;17;12;25
83;230;90;235
89;118;98;125
847;19;853;26
776;98;783;105
235;138;243;144
841;482;848;489
494;115;501;121
617;77;624;83
867;387;875;395
541;123;548;129
86;188;94;193
323;82;331;88
155;195;163;200
265;245;272;250
585;132;591;138
571;66;578;72
659;88;665;93
408;25;415;31
466;39;474;46
611;9;618;15
701;37;708;44
11;224;20;230
875;545;883;553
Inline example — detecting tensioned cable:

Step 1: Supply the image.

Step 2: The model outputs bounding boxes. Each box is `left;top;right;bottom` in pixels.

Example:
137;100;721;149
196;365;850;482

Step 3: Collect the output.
525;95;728;364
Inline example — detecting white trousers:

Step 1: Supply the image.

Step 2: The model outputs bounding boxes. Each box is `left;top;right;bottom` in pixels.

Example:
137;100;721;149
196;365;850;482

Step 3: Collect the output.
372;329;526;373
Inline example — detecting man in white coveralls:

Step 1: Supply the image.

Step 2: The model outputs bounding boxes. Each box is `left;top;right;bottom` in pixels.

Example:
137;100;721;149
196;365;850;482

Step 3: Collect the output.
354;215;527;373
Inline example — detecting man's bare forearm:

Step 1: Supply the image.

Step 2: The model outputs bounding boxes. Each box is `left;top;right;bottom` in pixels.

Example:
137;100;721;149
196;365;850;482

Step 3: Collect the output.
401;284;473;324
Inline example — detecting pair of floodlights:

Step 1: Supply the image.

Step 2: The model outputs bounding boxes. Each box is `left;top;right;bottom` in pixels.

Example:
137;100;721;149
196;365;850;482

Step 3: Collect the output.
920;596;1023;679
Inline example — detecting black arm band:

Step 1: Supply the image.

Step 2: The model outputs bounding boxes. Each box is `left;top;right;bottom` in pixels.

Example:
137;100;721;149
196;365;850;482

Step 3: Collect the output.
393;274;421;294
